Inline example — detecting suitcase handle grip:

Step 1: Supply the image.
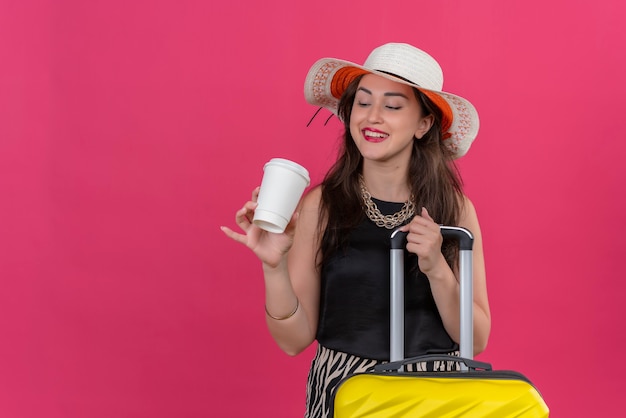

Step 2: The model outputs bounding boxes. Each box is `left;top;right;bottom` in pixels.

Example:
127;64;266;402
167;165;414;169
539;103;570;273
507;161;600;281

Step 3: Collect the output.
390;229;409;249
440;226;474;251
390;226;474;250
374;355;492;372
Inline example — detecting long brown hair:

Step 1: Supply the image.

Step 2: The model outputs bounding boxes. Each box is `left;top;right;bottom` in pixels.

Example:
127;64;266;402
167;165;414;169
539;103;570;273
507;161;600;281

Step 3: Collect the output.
317;74;464;267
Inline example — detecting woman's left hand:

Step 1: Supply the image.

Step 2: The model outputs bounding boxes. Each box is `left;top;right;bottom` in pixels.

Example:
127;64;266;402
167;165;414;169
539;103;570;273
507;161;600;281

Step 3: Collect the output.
402;207;445;275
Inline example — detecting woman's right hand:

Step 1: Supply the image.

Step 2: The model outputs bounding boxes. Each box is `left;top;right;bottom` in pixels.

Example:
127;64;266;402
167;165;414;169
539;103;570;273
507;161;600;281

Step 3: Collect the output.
220;187;297;268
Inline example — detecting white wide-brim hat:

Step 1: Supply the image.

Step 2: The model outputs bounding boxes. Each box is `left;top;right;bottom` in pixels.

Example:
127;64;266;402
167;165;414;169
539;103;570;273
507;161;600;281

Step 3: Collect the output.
304;43;479;159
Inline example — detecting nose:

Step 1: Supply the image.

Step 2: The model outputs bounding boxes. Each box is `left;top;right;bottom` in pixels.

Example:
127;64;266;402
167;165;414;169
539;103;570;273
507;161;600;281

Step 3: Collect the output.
367;105;383;123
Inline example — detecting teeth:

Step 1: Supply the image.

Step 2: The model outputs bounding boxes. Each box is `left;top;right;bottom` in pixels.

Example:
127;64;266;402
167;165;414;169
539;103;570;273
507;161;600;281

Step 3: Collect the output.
366;131;387;138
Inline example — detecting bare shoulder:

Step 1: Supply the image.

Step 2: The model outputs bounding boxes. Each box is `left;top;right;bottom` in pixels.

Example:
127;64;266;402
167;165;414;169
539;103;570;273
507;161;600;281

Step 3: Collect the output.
296;185;323;235
460;194;477;218
300;185;322;211
458;195;481;234
290;185;323;273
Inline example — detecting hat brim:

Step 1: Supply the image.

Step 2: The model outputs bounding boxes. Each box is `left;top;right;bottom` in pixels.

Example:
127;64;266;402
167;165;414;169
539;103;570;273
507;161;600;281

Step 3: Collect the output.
304;58;479;159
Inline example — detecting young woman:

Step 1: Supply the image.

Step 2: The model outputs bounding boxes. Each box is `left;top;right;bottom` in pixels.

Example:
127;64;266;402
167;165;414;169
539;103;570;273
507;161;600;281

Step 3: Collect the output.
221;43;491;418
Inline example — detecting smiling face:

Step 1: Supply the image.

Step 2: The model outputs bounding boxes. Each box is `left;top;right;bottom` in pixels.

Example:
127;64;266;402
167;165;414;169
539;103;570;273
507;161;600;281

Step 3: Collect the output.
349;74;433;165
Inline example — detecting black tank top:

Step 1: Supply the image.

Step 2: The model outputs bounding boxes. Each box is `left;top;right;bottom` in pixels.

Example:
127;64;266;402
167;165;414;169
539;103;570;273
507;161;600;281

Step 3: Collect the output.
316;198;458;361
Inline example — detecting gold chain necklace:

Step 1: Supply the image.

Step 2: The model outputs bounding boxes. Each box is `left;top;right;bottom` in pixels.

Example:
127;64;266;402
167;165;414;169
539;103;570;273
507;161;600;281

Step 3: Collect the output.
359;176;416;229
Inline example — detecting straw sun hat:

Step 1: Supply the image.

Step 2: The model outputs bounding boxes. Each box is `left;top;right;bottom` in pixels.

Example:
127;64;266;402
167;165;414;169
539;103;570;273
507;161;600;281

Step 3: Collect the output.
304;43;479;159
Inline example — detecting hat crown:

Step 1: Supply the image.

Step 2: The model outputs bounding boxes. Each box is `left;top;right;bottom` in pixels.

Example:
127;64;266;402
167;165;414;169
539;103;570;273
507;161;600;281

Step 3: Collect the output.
363;43;444;91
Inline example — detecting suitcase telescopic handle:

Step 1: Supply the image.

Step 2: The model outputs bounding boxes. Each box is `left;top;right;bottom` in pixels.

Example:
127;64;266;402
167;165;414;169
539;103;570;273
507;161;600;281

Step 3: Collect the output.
390;226;474;371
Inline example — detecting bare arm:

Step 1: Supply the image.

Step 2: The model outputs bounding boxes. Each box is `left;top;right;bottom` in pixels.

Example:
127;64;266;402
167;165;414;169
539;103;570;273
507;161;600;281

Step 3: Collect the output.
403;197;491;355
221;186;323;356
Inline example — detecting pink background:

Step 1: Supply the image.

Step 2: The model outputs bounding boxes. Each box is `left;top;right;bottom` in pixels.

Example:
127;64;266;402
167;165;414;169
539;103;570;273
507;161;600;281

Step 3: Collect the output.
1;0;625;416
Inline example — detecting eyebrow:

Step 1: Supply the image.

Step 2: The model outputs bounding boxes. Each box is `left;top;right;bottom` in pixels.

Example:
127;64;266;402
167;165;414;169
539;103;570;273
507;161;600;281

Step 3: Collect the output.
357;87;409;99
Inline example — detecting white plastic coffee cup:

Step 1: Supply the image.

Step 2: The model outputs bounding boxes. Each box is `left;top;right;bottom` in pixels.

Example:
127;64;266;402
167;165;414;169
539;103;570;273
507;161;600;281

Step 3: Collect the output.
253;158;311;233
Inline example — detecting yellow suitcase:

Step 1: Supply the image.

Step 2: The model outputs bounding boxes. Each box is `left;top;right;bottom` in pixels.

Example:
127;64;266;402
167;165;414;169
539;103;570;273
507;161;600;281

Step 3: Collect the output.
331;227;549;417
332;355;549;417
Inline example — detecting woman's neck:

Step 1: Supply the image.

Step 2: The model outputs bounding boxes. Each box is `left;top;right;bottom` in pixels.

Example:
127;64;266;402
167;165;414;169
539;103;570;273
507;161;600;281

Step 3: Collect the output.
361;163;411;203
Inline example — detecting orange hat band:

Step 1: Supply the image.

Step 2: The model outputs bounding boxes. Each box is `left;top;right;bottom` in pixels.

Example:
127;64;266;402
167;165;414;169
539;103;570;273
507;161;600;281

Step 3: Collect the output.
330;66;369;99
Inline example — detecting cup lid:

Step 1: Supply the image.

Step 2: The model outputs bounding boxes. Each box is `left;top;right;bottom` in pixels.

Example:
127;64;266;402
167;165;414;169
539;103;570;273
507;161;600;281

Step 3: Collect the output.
265;158;310;185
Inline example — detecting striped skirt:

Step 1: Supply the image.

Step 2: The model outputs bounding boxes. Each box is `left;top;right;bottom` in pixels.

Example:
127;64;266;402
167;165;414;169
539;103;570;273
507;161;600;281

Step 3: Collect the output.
304;344;460;418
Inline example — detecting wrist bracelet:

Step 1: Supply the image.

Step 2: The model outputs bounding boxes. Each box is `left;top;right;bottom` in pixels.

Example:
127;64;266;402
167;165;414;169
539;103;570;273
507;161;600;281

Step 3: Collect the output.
265;299;299;320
